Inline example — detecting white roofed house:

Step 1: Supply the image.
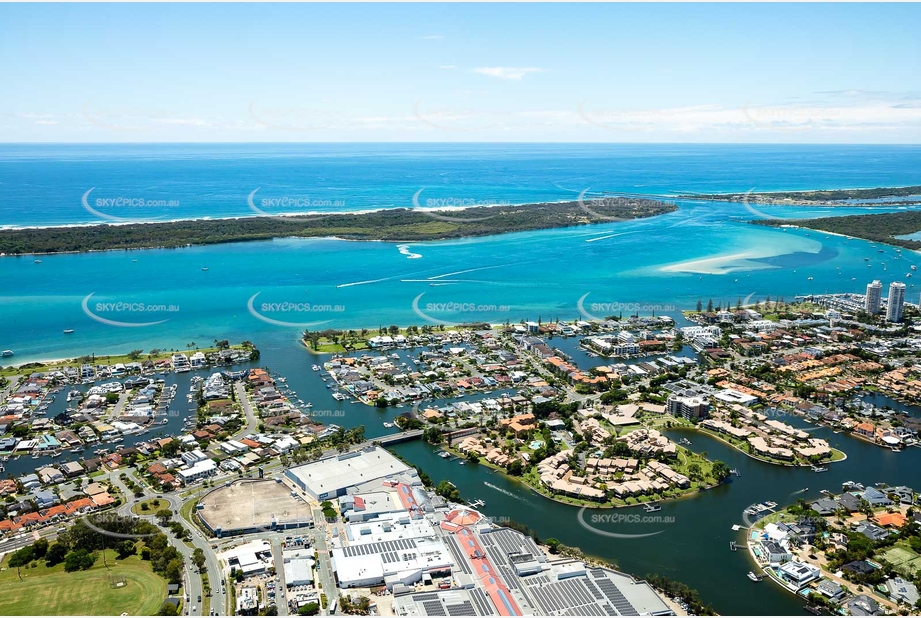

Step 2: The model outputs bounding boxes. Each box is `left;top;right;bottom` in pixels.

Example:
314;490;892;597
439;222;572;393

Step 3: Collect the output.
178;458;217;484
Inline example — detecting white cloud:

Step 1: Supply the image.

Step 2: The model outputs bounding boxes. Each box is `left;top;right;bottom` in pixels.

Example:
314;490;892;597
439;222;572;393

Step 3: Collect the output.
473;67;543;80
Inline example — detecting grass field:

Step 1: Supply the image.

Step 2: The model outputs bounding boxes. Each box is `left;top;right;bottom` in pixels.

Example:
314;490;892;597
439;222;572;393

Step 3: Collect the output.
880;543;921;578
0;549;167;616
130;498;169;516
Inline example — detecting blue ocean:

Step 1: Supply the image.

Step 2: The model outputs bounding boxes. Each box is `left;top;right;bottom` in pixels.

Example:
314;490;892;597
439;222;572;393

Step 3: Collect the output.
1;143;921;362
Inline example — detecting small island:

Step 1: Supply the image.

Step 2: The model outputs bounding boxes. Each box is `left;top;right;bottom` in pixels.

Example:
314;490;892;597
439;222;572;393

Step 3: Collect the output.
0;197;676;255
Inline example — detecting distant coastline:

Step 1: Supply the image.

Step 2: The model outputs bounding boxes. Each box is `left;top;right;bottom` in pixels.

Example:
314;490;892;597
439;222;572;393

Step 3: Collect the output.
0;197;676;256
680;184;921;206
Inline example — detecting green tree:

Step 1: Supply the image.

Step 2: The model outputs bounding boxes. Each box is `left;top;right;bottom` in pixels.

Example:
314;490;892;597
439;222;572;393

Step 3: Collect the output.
192;547;206;571
298;602;320;616
45;542;67;567
32;537;49;559
63;548;96;572
157;602;180;616
156;508;173;525
711;461;732;483
8;546;33;580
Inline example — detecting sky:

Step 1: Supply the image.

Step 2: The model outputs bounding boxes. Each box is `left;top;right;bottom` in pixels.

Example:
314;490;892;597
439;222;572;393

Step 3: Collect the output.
1;3;920;143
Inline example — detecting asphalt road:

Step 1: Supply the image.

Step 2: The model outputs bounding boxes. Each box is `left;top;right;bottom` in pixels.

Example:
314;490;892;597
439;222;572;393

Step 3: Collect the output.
108;470;228;616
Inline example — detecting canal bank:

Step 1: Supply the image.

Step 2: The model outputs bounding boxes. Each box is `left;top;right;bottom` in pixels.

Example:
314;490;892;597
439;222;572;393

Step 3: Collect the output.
11;327;921;615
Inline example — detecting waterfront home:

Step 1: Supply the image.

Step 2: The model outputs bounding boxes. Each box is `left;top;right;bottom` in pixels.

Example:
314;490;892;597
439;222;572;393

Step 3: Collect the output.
777;561;821;587
747;436;794;461
861;487;893;507
60;461;84;477
809;497;840;516
794;438;833;459
701;419;752;439
854;421;876;439
886;485;915;504
762;540;792;565
836;492;862;512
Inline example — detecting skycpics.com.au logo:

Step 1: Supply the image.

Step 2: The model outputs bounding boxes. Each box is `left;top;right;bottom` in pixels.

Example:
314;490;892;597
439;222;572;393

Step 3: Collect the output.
576;507;674;539
411;293;511;326
411;189;507;223
576;293;677;321
82;293;178;328
247;188;344;222
82;188;178;222
741;188;793;222
80;512;158;540
246;292;343;328
576;189;675;222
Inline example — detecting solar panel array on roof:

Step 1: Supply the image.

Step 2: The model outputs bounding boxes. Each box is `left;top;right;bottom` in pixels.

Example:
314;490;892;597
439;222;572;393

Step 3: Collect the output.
585;578;604;600
412;593;439;602
497;564;519;590
443;535;472;574
518;575;632;616
341;538;417;558
422;600;443;616
470;588;495;616
594;577;638;615
446;601;475;617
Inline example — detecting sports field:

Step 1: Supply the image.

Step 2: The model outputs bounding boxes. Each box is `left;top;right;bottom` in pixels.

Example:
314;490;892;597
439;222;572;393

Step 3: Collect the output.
0;549;167;616
880;543;921;578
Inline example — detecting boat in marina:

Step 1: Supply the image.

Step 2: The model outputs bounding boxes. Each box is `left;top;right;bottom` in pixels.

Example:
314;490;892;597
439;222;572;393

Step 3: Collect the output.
811;466;828;473
312;365;320;371
439;451;451;459
1;350;13;357
643;503;662;513
747;571;765;582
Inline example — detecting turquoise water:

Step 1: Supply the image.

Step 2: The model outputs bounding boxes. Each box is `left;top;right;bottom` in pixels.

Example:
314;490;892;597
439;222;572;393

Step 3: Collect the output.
1;197;918;362
3;143;921;615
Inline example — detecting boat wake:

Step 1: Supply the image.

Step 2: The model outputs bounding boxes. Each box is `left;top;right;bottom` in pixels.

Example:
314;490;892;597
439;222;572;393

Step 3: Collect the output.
337;276;395;288
397;244;422;259
484;481;532;503
585;231;637;243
